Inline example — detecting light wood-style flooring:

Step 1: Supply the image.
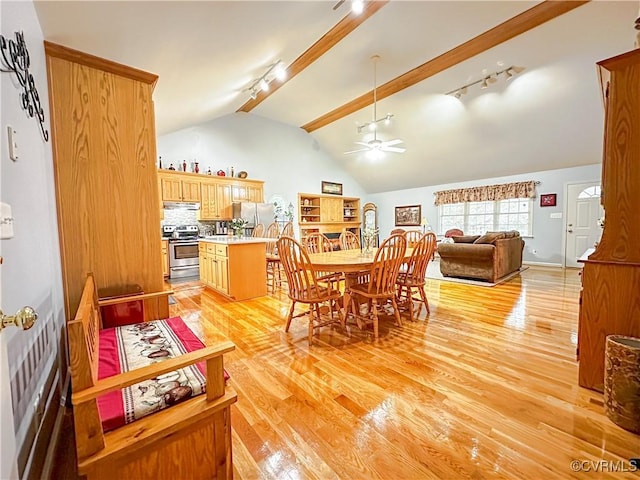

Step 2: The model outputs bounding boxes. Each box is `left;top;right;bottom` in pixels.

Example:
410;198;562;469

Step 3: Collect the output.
168;267;639;479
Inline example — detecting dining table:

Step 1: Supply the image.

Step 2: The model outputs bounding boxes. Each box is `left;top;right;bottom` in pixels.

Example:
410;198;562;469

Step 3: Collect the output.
306;247;414;329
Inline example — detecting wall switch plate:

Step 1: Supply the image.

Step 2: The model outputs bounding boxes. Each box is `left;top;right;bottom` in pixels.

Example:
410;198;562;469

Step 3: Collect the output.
1;203;14;239
7;126;18;161
550;212;562;219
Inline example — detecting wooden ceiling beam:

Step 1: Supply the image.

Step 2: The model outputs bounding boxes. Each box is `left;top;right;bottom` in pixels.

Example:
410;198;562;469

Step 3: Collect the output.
236;0;388;113
301;0;589;132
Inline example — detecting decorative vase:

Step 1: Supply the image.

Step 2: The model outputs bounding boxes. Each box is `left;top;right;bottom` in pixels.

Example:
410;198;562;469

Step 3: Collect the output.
363;236;373;254
233;228;243;238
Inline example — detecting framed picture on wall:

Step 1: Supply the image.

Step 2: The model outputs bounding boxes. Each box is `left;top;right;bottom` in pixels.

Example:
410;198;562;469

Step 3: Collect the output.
395;205;421;226
321;181;343;196
540;193;557;207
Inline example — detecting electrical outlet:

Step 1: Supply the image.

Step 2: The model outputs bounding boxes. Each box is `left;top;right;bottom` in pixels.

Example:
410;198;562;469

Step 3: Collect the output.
7;126;18;161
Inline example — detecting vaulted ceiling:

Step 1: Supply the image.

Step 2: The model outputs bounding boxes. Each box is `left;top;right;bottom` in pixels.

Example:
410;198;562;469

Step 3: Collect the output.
34;1;639;193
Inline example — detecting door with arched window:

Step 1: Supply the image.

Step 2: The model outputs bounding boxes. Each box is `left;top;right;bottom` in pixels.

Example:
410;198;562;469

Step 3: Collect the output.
565;181;604;267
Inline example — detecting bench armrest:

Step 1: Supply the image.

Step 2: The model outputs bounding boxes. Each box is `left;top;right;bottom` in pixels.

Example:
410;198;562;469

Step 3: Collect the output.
72;340;234;405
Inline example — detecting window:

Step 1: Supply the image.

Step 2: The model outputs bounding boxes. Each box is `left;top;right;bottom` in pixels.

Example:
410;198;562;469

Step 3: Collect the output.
439;198;533;236
578;186;601;199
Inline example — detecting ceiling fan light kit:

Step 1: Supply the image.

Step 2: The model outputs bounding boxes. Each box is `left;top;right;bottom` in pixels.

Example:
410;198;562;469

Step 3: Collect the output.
447;64;524;99
345;55;406;157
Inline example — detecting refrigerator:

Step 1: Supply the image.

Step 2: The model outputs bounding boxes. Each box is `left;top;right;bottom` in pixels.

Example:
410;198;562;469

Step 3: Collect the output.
232;202;275;229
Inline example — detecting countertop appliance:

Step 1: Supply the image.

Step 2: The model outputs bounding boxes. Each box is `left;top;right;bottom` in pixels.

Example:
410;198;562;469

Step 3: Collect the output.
232;202;275;230
164;224;200;279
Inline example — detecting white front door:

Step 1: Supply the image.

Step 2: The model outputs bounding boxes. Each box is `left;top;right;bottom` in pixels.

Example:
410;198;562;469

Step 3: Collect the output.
1;258;19;479
565;181;604;268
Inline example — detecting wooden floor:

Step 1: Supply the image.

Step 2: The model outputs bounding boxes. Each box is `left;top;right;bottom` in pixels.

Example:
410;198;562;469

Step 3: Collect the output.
167;267;639;480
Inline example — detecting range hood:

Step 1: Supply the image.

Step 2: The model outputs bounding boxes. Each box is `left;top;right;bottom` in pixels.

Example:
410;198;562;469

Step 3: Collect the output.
163;202;200;210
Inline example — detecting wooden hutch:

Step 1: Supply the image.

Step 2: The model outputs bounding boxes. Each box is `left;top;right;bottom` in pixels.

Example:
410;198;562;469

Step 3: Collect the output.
578;48;640;392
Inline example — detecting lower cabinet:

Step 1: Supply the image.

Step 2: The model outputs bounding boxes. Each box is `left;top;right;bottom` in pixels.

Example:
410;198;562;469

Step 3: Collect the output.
199;241;266;300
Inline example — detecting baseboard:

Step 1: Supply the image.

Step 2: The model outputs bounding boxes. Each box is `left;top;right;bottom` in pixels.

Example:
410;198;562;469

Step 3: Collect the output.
523;261;563;268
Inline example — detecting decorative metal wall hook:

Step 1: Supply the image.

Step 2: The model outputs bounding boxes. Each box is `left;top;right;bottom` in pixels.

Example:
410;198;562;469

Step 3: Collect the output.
0;31;49;142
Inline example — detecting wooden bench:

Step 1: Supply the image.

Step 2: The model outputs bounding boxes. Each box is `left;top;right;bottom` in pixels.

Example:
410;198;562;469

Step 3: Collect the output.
67;274;237;479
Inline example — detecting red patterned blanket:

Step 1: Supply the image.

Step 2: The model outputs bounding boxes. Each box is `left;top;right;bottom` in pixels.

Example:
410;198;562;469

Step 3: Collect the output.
97;316;224;432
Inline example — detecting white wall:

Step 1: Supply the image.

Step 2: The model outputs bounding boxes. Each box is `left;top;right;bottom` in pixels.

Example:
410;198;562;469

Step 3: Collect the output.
158;112;367;232
1;1;64;477
368;163;601;265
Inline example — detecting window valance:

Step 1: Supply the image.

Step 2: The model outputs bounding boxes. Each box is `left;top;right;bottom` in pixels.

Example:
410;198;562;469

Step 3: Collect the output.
434;180;537;206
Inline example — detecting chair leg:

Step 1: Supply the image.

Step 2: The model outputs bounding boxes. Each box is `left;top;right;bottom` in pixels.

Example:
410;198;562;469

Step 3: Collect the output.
285;301;296;332
308;305;316;345
418;285;430;315
371;299;379;340
391;296;402;327
406;287;414;321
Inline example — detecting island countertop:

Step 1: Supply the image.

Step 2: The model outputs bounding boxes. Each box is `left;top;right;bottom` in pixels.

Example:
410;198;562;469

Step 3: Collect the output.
199;236;274;245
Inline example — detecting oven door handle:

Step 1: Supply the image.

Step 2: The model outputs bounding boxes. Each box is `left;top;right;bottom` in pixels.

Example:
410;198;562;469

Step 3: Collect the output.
170;266;199;271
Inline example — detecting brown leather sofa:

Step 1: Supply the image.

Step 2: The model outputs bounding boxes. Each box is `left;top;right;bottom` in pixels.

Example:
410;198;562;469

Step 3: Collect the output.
437;231;524;282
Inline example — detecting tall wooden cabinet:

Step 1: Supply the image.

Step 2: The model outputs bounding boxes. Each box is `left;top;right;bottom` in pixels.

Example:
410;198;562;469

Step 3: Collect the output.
578;49;640;392
46;42;167;320
298;193;361;241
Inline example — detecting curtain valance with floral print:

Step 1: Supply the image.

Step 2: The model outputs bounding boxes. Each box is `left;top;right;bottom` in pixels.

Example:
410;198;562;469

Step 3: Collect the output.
433;181;537;206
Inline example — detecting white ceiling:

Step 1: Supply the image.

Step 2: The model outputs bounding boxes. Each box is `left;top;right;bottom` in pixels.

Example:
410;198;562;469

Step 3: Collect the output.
34;1;639;193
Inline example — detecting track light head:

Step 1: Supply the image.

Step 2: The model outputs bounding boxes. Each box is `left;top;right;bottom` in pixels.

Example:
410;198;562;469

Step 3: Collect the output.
259;79;269;92
504;68;514;80
351;0;364;14
480;77;489;89
250;89;258;100
274;62;287;81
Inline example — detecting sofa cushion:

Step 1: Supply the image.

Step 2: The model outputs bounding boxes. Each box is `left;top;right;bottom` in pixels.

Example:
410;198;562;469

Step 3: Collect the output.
452;235;481;243
474;232;507;244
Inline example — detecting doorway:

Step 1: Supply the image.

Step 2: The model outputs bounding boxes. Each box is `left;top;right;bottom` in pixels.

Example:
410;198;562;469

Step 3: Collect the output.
564;181;604;268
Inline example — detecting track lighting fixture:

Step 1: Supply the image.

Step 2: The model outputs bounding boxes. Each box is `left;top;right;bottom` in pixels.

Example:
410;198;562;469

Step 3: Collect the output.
244;60;287;100
332;0;365;14
357;113;394;133
446;65;524;98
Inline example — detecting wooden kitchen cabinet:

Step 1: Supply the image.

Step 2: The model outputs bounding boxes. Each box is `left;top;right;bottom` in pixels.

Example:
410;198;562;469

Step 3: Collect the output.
231;183;263;203
320;197;343;222
199;240;266;300
158;171;201;202
578;49;640;392
158;171;263;219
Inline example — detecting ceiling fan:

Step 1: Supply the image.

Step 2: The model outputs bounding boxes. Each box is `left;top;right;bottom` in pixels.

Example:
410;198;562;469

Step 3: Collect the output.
344;55;405;157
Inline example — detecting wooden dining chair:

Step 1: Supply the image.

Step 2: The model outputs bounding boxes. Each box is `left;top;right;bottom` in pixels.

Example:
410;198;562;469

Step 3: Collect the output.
280;221;294;238
339;230;360;250
343;233;407;340
304;233;343;292
404;230;422;247
390;228;406;235
396;232;437;321
277;236;343;345
252;223;265;238
304;232;332;254
266;222;282;292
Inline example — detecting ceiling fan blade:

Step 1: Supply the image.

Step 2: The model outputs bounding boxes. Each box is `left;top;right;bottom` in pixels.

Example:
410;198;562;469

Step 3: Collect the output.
344;148;369;155
382;147;406;153
354;141;371;147
380;139;403;147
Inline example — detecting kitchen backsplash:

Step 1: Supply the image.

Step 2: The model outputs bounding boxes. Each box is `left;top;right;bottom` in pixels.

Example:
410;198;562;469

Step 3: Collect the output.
162;209;198;226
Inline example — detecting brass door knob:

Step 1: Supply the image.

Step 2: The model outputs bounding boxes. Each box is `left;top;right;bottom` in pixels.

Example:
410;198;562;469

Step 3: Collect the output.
0;306;38;331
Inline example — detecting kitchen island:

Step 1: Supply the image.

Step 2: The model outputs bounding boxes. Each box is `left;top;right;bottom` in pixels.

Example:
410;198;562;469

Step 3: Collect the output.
198;236;273;301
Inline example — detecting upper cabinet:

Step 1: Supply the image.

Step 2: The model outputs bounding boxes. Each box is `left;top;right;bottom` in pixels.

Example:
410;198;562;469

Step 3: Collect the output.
157;170;264;220
158;171;201;202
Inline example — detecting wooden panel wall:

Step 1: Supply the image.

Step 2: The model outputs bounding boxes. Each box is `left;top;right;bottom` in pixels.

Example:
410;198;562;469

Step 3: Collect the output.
46;43;163;319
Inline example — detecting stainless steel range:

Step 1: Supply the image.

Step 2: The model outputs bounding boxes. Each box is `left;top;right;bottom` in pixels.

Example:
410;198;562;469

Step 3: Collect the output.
163;225;200;279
